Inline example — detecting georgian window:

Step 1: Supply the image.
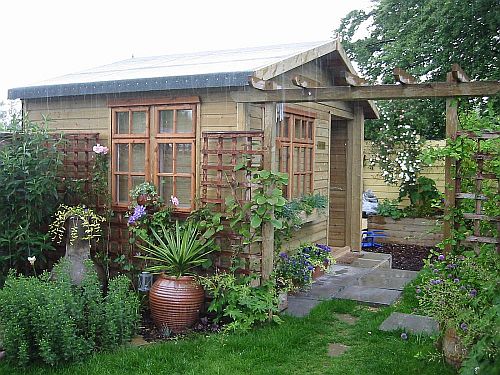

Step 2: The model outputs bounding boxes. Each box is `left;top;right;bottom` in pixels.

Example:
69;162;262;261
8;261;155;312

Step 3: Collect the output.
111;100;197;211
276;109;315;198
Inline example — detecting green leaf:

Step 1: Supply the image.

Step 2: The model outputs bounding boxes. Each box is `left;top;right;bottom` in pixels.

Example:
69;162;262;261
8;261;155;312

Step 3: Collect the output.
250;215;262;229
271;218;283;229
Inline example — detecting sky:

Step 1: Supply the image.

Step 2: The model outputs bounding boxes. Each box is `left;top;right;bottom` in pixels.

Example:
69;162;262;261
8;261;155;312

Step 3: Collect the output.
0;0;373;105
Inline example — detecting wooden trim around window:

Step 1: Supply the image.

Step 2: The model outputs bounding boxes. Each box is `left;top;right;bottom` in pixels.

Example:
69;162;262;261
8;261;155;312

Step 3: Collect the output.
108;96;200;107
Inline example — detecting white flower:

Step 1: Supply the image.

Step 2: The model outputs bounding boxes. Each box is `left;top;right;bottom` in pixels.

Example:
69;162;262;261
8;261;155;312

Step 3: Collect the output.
28;256;36;265
170;196;179;206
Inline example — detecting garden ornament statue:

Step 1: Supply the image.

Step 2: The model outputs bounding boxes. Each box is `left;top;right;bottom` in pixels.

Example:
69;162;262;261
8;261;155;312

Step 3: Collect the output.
65;216;91;285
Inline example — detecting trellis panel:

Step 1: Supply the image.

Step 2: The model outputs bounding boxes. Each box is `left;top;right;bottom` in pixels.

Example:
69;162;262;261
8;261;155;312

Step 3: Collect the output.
201;131;265;275
454;131;500;253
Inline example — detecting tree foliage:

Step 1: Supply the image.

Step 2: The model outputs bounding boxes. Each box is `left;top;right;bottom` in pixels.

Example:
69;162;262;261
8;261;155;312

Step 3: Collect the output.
337;0;499;139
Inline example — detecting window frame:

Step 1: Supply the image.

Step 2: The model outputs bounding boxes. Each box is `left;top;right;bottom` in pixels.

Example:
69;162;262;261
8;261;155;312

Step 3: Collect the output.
109;98;198;211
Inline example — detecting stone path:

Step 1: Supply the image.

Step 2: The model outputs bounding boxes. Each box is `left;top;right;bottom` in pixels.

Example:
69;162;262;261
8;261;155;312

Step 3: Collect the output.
284;252;418;317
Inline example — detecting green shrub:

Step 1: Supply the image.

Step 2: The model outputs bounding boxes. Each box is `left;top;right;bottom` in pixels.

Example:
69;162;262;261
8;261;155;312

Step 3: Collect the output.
0;117;62;285
0;260;140;366
416;247;500;370
200;273;281;332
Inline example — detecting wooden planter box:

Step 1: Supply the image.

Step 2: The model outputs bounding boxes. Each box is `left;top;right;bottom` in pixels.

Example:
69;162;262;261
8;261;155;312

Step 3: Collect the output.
298;208;321;224
368;215;443;247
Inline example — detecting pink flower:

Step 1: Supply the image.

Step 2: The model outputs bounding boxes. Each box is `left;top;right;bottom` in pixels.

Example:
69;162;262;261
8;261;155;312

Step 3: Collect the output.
170;196;179;206
93;144;109;155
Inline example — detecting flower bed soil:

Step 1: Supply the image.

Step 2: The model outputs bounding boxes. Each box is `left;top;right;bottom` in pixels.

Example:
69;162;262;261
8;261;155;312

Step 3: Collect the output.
365;243;435;271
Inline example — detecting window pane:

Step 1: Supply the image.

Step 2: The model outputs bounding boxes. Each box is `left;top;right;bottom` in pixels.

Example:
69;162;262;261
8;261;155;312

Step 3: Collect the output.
175;177;191;208
275;120;281;138
176;143;192;173
117;144;129;172
116;175;129;203
307;121;313;140
132;176;145;190
294;119;302;139
117;112;129;134
159;176;173;201
131;143;145;172
158;143;173;173
159;110;174;133
132;111;146;134
177;110;193;133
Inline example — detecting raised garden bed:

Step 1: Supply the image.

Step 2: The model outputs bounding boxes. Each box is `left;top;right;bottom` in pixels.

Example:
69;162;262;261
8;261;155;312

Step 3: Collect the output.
368;215;443;247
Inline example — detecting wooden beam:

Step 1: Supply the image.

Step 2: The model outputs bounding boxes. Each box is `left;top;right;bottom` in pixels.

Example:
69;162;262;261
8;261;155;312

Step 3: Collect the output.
451;64;470;83
443;72;459;254
292;75;321;89
346;104;364;252
231;81;500;103
248;76;282;91
393;68;417;84
261;102;277;281
343;71;369;86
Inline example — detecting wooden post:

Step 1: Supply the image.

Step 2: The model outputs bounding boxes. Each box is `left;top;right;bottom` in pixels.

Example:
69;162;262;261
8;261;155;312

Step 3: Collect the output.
261;102;277;280
346;103;364;251
443;72;459;254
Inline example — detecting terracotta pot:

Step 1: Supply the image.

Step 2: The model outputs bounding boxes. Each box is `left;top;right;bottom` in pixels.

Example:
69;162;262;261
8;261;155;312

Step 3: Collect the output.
137;194;149;206
442;328;468;368
312;266;325;279
149;274;204;333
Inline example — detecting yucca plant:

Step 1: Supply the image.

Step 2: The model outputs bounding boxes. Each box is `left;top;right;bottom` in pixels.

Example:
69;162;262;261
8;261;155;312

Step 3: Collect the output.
136;221;215;277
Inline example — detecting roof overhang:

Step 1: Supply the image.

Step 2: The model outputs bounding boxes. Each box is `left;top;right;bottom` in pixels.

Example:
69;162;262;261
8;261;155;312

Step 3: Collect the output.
8;71;251;100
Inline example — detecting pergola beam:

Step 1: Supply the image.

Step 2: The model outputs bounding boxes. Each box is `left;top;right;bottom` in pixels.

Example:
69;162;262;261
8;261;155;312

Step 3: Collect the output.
393;68;418;84
232;81;500;103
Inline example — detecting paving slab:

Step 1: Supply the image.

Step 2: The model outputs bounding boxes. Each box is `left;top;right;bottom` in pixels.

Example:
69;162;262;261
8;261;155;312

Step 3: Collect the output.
350;252;392;269
328;343;350;357
379;312;439;335
284;297;321;317
335;285;402;305
358;269;418;290
293;284;344;300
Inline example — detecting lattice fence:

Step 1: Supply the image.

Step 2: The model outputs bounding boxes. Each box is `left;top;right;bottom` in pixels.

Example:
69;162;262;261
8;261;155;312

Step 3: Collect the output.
201;131;265;274
454;130;499;253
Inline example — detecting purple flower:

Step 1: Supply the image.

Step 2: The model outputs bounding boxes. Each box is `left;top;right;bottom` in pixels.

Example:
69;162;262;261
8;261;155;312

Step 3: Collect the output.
446;263;456;269
307;265;314;271
315;244;331;253
279;252;288;259
415;288;421;294
454;278;460;283
469;289;477;297
433;268;439;273
127;205;146;224
401;333;408;340
438;254;445;261
460;322;468;331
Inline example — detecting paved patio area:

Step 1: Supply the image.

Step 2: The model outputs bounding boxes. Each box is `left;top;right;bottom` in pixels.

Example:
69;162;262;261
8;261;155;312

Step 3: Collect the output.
284;252;418;317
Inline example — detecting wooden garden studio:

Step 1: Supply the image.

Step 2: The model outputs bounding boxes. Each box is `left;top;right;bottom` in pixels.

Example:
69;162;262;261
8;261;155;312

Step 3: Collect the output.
8;40;499;280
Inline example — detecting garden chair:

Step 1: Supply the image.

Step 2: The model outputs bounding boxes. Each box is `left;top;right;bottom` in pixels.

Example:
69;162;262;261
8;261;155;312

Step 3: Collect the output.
361;229;386;249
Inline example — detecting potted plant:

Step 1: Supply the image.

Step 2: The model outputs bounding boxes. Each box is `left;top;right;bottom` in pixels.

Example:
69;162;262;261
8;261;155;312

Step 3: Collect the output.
301;243;335;279
136;220;215;333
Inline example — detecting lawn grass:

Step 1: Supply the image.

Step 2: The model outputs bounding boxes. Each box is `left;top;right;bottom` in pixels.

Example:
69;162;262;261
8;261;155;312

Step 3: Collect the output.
0;284;455;375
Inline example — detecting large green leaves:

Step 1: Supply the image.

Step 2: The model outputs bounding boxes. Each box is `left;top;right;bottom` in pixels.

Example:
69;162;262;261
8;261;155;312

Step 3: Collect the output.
136;221;215;277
